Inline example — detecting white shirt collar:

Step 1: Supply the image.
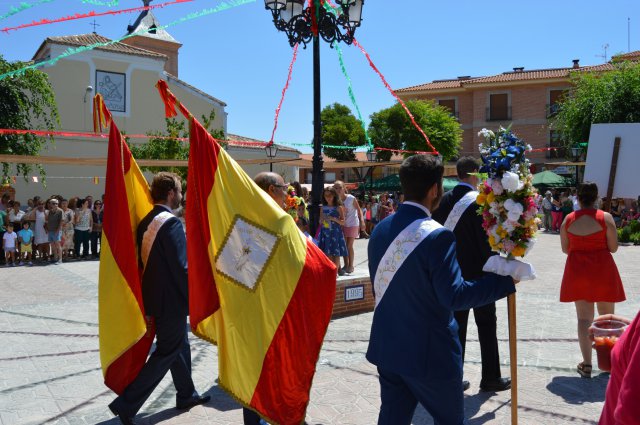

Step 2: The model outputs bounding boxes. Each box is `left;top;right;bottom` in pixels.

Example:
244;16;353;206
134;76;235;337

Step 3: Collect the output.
155;204;174;214
457;182;476;190
403;201;431;217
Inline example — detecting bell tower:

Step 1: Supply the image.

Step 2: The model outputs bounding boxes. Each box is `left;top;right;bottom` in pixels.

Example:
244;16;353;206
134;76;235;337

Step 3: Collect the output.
121;0;182;76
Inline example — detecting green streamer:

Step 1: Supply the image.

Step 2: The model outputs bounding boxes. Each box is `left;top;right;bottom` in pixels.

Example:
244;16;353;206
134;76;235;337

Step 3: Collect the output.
334;43;373;150
81;0;119;6
0;0;55;21
0;0;255;81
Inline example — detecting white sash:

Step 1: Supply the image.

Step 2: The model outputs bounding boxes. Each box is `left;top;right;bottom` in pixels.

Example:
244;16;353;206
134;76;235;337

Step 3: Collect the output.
141;211;174;270
373;217;442;308
444;191;479;231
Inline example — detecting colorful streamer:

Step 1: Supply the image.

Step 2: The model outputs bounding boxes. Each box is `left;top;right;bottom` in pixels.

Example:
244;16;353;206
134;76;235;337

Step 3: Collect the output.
334;43;373;150
269;43;299;144
352;37;438;155
81;0;119;6
0;0;256;81
0;0;55;21
2;0;192;33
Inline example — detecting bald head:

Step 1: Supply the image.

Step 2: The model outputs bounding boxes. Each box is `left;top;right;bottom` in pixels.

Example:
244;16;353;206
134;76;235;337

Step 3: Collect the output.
254;171;287;209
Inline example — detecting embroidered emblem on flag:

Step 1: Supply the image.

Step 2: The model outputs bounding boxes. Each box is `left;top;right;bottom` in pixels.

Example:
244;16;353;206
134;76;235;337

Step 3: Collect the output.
215;215;280;291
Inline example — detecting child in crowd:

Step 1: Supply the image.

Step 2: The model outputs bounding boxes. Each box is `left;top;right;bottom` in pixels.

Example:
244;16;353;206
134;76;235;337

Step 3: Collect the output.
317;187;347;275
3;223;18;266
18;221;34;266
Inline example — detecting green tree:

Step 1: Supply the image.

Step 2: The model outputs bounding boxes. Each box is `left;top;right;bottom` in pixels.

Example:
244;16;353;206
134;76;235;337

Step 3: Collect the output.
0;55;59;182
368;100;461;161
321;103;365;161
553;61;640;146
128;110;225;183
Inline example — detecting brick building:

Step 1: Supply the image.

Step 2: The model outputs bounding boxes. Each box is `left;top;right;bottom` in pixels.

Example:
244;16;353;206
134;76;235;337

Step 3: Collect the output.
395;51;640;172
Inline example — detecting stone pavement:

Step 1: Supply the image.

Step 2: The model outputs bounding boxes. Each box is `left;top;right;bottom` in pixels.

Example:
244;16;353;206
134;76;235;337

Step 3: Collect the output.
0;233;638;424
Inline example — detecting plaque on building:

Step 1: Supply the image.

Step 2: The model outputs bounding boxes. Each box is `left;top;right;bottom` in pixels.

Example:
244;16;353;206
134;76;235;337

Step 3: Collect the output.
96;70;126;112
344;284;365;302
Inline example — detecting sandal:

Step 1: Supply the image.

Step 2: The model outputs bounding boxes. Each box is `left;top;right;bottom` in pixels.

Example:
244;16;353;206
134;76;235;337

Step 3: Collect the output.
577;362;592;378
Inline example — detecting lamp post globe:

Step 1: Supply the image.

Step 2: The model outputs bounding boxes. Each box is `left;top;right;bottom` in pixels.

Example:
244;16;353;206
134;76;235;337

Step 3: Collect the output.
264;0;364;236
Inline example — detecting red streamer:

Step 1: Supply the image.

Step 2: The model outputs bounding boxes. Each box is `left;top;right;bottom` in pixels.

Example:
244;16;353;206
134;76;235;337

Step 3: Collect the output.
1;0;192;34
269;43;299;145
352;38;438;155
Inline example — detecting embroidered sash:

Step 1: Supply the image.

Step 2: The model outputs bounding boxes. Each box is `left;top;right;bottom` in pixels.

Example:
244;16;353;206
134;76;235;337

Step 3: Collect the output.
444;191;479;231
373;217;442;308
141;211;174;270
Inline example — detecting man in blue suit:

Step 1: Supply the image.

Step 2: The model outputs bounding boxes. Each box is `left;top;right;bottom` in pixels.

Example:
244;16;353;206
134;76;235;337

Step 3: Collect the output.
109;172;209;425
367;155;516;425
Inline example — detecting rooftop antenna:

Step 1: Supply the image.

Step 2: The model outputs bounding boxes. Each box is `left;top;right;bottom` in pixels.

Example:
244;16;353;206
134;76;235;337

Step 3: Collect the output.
628;18;631;53
596;43;610;62
90;19;100;34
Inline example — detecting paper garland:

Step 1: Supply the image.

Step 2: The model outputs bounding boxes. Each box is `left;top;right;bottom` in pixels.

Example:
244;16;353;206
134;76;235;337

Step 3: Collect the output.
269;43;299;144
0;0;55;22
2;0;192;33
0;0;256;81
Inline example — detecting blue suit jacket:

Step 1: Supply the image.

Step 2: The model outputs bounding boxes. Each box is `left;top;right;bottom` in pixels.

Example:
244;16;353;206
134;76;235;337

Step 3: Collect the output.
137;205;189;318
366;204;515;379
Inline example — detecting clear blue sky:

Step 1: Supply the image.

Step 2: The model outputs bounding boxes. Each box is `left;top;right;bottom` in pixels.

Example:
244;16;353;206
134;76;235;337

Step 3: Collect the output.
2;0;639;153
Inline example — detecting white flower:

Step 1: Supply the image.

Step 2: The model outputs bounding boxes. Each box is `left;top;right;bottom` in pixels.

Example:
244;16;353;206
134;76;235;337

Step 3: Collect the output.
489;202;500;216
501;171;523;193
490;179;504;195
490;225;501;242
526;144;533;151
504;198;524;221
503;220;517;233
507;210;523;222
478;128;495;139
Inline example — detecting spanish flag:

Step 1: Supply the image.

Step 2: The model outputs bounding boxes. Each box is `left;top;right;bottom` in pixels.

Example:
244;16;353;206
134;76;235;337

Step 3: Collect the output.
179;100;337;422
98;103;154;394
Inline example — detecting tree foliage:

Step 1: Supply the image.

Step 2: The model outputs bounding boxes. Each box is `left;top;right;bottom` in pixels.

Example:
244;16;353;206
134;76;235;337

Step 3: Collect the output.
368;100;461;161
128;110;225;183
321;103;365;161
553;61;640;146
0;55;59;181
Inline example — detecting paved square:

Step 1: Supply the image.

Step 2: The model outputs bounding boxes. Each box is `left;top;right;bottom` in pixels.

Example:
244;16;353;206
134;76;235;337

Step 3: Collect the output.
0;233;638;424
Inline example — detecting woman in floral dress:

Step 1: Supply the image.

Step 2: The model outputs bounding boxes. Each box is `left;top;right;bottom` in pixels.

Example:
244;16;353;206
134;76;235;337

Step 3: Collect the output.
60;199;75;259
317;187;348;276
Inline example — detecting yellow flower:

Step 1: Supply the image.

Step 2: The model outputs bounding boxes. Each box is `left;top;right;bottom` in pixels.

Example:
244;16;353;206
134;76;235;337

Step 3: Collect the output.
486;192;495;204
497;226;508;239
476;193;487;205
512;245;526;257
488;235;496;247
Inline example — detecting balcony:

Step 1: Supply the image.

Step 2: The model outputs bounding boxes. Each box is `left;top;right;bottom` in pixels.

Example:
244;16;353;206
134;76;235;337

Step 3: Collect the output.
486;106;512;121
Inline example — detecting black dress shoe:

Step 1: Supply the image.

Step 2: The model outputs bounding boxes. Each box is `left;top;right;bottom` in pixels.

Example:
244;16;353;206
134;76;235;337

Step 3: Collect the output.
108;403;138;425
462;380;470;391
479;377;511;392
176;394;211;410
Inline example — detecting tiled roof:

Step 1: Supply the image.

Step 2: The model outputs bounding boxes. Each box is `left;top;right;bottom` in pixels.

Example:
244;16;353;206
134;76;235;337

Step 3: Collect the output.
461;68;574;85
612;50;640;61
227;134;300;154
164;72;227;107
35;33;167;60
396;78;474;93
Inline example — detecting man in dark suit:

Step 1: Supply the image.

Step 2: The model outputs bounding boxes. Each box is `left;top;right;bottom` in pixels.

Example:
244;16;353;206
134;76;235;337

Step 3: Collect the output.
432;157;511;393
109;172;209;425
367;155;516;425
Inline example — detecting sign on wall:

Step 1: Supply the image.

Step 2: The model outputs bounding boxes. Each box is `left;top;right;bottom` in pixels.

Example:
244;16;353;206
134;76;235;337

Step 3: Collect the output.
344;284;365;302
96;70;126;112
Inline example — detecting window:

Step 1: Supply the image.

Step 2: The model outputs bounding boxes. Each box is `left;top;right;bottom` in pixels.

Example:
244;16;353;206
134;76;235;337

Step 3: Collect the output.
548;130;566;159
547;89;566;117
437;99;457;118
487;93;511;121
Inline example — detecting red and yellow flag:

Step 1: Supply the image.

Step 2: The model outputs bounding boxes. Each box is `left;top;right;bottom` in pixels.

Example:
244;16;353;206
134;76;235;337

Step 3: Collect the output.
158;81;336;423
97;100;154;394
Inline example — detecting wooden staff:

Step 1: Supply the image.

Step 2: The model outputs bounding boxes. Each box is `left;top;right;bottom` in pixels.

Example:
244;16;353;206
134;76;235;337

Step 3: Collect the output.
508;293;518;425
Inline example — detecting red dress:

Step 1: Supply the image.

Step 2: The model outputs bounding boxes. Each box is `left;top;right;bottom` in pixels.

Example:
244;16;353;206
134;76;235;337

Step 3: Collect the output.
560;209;625;303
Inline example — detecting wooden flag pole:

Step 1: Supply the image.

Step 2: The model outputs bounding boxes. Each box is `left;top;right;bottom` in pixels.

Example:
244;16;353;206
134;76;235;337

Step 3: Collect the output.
508;293;518;425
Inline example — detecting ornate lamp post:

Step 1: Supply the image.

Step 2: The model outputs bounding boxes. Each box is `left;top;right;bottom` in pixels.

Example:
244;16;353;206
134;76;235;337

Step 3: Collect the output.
365;148;376;197
265;144;279;172
264;0;364;236
570;143;583;185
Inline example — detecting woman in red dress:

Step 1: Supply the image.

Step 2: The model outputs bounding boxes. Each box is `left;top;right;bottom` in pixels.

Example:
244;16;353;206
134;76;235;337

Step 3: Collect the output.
560;182;626;378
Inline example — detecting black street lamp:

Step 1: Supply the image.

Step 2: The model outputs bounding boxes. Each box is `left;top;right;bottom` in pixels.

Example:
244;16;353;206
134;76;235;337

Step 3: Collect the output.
570;143;583;185
366;148;376;197
264;0;364;236
265;144;279;172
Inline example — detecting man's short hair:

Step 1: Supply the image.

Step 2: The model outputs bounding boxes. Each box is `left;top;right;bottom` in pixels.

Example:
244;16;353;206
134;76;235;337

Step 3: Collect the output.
399;155;444;202
253;172;280;193
150;172;181;203
456;156;479;179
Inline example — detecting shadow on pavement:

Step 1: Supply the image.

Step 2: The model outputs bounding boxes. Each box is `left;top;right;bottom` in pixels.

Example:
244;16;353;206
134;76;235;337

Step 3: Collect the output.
546;374;609;404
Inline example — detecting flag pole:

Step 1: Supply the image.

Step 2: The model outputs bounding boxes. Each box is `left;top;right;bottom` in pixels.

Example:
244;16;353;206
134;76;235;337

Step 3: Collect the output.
508;292;517;424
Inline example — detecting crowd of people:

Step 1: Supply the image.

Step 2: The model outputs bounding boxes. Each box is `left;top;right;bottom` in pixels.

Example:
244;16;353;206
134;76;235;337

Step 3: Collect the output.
0;193;103;266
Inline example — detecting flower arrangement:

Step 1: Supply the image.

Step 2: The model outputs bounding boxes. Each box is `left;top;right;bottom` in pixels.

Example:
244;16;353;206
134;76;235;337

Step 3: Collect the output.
286;186;304;222
476;126;538;259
